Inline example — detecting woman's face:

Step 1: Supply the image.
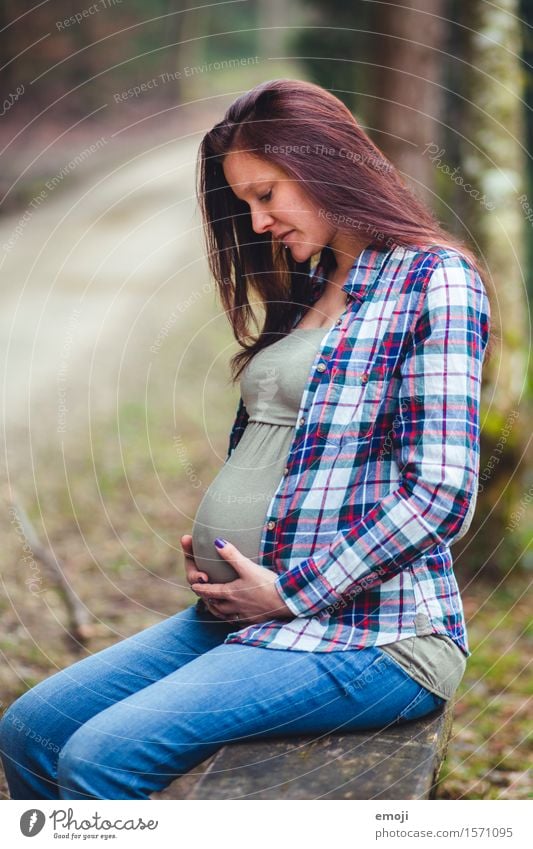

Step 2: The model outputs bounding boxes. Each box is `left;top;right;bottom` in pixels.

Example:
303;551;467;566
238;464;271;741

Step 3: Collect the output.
222;150;336;263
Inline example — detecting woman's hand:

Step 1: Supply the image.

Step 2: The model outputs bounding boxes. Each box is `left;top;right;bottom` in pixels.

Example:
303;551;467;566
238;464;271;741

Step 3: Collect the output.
190;538;294;624
181;534;225;619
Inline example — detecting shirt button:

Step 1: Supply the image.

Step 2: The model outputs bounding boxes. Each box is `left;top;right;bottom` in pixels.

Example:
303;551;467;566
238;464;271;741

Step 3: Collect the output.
283;466;289;476
361;372;369;384
316;362;327;372
267;520;276;530
298;416;305;426
335;318;342;326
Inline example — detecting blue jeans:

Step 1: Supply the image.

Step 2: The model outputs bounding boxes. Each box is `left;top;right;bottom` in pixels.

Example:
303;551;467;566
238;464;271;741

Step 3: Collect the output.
0;604;445;800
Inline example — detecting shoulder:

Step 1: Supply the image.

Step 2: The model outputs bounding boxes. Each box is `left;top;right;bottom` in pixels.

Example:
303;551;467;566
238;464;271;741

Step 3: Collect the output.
396;243;477;274
402;246;490;352
397;244;486;304
406;243;481;277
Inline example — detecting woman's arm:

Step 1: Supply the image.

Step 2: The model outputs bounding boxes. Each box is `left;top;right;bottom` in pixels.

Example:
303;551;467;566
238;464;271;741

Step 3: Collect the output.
274;252;491;618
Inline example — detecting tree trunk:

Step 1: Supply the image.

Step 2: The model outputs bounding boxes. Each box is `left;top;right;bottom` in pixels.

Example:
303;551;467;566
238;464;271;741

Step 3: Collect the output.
369;0;447;207
460;0;527;415
448;0;530;575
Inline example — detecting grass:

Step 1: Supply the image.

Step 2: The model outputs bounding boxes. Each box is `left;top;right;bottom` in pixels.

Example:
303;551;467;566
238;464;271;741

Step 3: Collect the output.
436;582;531;799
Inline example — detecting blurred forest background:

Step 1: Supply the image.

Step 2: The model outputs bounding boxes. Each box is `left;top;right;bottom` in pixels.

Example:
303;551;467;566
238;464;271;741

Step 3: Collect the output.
0;0;531;799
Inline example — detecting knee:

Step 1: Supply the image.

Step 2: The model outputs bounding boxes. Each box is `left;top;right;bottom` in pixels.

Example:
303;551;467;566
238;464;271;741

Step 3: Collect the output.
57;727;115;800
0;691;65;780
0;693;39;761
0;706;16;761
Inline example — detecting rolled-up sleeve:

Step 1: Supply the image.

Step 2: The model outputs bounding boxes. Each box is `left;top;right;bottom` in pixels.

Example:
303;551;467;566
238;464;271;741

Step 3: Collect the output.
275;253;491;618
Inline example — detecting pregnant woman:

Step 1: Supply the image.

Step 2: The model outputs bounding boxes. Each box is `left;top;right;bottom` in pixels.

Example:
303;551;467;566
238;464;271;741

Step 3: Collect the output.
0;79;491;800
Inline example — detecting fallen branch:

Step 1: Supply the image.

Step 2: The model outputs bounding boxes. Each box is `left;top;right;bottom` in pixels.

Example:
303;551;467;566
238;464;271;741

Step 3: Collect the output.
6;486;93;644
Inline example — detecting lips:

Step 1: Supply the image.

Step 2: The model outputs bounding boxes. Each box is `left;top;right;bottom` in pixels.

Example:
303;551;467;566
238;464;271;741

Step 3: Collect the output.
276;229;294;242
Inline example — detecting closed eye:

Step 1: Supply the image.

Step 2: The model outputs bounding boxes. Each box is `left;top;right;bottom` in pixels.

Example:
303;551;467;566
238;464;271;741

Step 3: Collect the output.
259;189;272;202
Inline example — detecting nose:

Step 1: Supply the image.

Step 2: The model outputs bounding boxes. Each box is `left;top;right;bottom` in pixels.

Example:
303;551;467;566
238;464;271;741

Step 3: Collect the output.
250;208;275;235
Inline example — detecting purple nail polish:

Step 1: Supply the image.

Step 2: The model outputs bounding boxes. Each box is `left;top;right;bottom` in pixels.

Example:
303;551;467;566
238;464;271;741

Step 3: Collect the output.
214;537;226;549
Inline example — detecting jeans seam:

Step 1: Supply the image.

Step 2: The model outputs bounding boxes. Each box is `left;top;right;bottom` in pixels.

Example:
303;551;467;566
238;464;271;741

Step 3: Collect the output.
397;686;444;721
342;650;389;694
397;687;427;720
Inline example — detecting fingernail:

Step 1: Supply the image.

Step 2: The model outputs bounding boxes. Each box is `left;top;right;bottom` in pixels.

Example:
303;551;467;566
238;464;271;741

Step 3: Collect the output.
214;537;226;549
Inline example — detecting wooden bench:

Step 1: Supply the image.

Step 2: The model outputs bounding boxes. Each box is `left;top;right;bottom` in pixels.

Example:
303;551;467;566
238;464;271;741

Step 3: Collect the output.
152;698;454;800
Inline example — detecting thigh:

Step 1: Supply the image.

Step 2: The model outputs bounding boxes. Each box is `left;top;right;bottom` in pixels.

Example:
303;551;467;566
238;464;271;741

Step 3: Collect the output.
2;603;233;754
246;646;445;735
58;643;444;799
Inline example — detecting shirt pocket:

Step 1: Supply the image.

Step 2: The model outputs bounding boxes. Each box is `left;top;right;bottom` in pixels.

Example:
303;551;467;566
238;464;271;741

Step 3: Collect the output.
317;359;389;445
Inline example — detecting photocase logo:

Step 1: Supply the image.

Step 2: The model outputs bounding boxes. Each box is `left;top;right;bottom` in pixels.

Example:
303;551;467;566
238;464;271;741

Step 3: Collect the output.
20;809;46;836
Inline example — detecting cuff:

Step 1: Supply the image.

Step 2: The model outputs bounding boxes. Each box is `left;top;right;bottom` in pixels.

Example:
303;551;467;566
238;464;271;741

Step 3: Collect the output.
274;555;344;617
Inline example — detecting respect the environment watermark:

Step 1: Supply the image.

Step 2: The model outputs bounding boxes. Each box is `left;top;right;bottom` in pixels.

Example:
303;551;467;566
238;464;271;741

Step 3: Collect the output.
2;137;108;256
114;56;260;103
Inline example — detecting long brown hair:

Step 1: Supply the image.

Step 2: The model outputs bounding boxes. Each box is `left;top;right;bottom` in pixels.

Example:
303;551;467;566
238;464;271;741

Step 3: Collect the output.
196;78;495;383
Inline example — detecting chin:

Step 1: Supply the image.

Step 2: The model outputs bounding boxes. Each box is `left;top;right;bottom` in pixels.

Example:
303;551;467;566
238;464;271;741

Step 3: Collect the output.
287;242;317;263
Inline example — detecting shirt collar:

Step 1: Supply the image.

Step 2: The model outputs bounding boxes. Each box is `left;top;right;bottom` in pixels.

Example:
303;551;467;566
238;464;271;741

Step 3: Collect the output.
310;243;394;305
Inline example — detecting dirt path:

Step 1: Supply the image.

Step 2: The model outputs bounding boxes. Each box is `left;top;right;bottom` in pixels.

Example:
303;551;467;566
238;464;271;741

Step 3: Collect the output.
0;134;207;472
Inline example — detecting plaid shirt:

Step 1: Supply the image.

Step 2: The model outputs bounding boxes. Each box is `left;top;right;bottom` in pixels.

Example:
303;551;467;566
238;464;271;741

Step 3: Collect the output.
218;244;490;654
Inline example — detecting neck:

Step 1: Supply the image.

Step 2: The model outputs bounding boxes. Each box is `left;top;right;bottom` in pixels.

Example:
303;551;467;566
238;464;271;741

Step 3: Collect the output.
328;234;372;279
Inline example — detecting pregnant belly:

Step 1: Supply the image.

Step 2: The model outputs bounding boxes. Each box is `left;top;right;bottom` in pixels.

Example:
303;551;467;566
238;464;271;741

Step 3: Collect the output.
191;427;290;582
